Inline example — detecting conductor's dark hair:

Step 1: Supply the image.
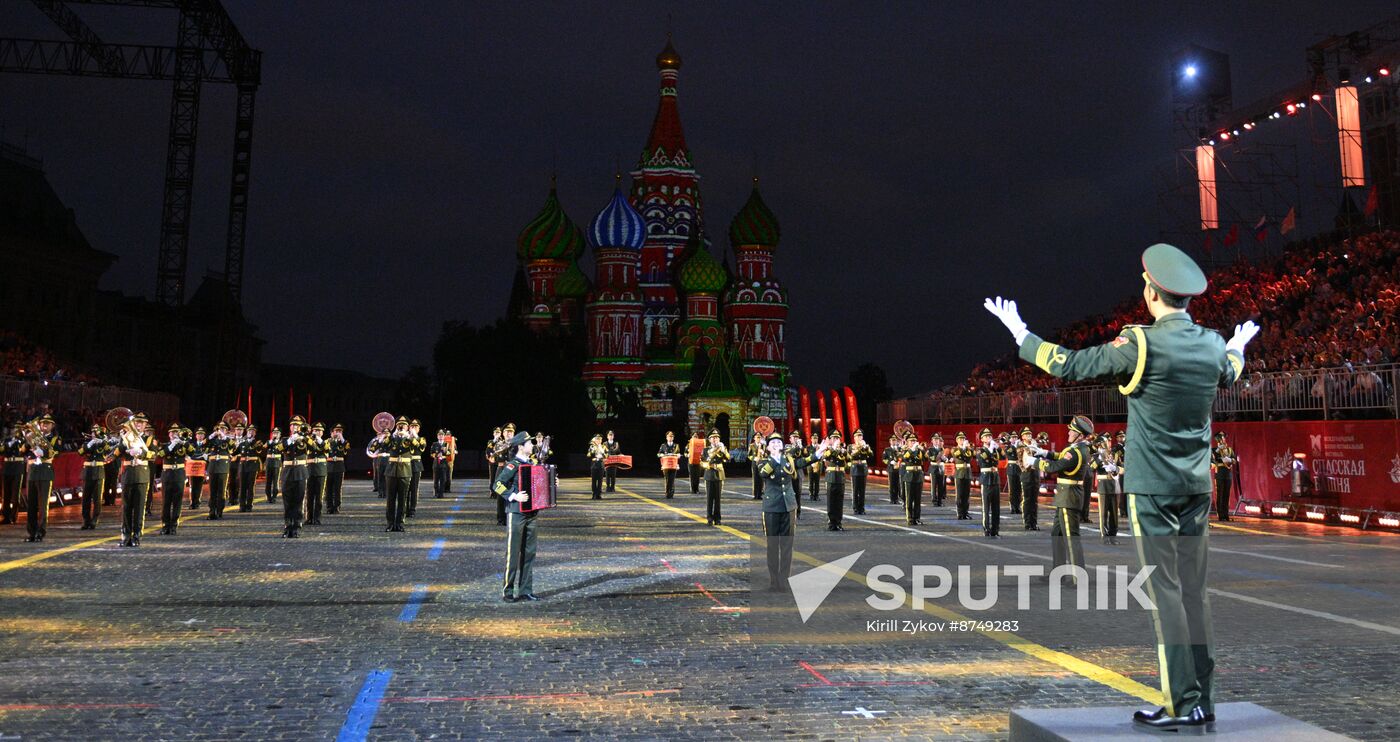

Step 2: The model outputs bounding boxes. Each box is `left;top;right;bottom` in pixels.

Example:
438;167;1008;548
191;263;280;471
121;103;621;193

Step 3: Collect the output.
1160;292;1191;309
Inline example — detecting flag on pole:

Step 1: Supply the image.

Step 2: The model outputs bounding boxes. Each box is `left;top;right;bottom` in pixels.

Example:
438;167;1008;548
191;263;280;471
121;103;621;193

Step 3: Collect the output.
1253;215;1268;243
1280;207;1297;235
1364;184;1379;217
1202;230;1214;255
1222;223;1239;246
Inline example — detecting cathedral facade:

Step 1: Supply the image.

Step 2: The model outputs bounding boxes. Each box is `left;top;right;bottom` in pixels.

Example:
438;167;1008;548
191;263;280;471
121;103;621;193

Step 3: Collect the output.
511;38;791;443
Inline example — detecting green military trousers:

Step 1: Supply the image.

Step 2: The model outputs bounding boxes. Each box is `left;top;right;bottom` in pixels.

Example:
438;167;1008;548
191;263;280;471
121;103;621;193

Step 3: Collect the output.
1128;493;1214;718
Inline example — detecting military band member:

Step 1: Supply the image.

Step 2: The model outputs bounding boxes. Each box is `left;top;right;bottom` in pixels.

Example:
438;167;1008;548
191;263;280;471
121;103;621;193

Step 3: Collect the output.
264;427;283;503
431;429;452;499
205;422;233;519
588;434;607;500
80;424;115;530
237;425;264;512
883;435;902;504
747;432;764;500
687;430;704;494
280;417;310;538
975;428;1004;538
117;413;156;546
1036;416;1092;579
701;431;729;526
494;431;541;602
804;434;824;501
159;425;191;535
383;417;414;532
950;432;974;520
1113;430;1128;518
21;415;60;542
1016;428;1040;530
823;431;850;531
186;427;208;509
103;430;121;506
927;433;948;507
1;425;26;525
657;431;681;499
227;423;246;515
1211;432;1234;522
899;435;926;525
758;432;829;590
407;419;426;517
485;426;503;489
1006;430;1024;515
368;429;389;498
1093;434;1122;544
327;424;349;513
848;429;872;515
442;428;457;492
603;430;620;492
984;242;1257;731
305;423;328;525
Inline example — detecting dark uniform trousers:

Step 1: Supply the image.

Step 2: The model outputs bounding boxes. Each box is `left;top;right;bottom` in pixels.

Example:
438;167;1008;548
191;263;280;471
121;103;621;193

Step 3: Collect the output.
2;462;26;523
82;466;105;527
1080;471;1094;523
1052;484;1085;578
227;468;240;515
1007;462;1023;513
689;460;701;494
851;470;867;514
103;460;120;505
954;467;972;519
887;466;900;503
1098;476;1119;539
433;463;450;498
807;467;821;501
372;456;386;497
207;471;229;518
144;470;156;515
120;467;148;541
282;468;306;535
1129;493;1215;718
265;460;281;502
826;471;845;528
751;462;762;500
385;473;408;529
763;511;795;588
662;469;676;498
704;470;723;525
161;469;186;532
26;469;54;540
408;462;422;515
902;467;924;524
929;465;946;506
239;463;258;511
605;464;617;492
327;470;345;512
980;471;1001;536
1020;468;1041;528
188;474;204;509
590;461;604;499
494;490;508;525
306;474;326;523
503;511;538;598
1214;469;1231;521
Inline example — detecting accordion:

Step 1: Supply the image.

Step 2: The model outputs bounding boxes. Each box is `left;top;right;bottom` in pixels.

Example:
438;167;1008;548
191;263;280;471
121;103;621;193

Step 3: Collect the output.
519;464;557;512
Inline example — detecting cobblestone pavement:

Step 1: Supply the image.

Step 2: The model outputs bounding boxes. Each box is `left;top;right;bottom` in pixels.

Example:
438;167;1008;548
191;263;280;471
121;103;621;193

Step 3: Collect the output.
0;474;1397;740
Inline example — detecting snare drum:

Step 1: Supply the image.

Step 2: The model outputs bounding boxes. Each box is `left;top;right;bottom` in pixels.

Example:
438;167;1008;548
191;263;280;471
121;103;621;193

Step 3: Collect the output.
660;454;680;471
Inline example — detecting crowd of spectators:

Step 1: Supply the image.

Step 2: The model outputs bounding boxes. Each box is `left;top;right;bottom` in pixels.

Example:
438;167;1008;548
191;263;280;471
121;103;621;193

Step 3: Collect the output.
946;230;1400;410
0;402;101;445
0;330;99;383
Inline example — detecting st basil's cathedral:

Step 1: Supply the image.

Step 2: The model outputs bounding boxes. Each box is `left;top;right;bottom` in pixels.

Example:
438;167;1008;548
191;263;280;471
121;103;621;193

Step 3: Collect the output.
509;37;791;445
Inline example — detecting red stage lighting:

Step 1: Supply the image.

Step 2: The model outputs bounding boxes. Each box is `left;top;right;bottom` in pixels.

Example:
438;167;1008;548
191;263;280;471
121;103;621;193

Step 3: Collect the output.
1379;68;1390;76
1219;131;1230;141
1311;92;1322;101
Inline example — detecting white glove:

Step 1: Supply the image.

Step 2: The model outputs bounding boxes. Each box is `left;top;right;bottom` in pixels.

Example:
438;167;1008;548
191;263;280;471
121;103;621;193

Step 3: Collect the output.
1226;321;1260;356
983;296;1029;344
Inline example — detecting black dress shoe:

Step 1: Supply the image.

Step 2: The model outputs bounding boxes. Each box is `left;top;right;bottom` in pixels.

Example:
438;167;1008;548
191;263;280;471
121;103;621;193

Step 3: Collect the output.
501;594;517;603
519;594;540;601
1133;706;1215;734
24;536;37;542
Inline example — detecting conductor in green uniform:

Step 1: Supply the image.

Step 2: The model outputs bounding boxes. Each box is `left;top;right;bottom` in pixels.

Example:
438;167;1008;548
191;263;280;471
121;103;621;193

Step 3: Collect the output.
985;242;1258;733
756;432;827;591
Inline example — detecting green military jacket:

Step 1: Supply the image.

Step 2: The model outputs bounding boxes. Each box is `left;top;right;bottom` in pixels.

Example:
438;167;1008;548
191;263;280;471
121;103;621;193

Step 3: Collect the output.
758;453;821;513
410;436;426;473
160;439;192;472
384;433;414;479
205;435;234;475
238;438;265;473
27;433;62;481
119;433;158;484
974;445;1005;482
848;442;873;476
281;434;310;482
264;439;283;468
1018;311;1244;496
701;443;729;481
327;438;350;473
949;445;974;481
1211;444;1235;474
82;435;116;464
307;437;328;477
492;457;536;516
1040;439;1089;509
824;445;850;484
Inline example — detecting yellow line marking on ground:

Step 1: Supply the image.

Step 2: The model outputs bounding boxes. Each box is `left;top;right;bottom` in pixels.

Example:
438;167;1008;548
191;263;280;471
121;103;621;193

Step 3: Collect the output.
0;513;201;574
616;485;1161;704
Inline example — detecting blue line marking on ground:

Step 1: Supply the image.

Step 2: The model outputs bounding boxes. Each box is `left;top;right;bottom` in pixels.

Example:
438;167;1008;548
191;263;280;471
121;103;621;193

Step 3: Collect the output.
427;538;446;561
336;668;392;742
398;584;429;622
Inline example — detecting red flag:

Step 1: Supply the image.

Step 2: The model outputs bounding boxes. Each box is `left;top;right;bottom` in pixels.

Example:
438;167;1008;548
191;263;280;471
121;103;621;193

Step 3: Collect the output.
1253;216;1268;243
843;387;860;435
830;390;846;439
1222;223;1239;247
798;386;812;442
1364;184;1379;217
816;392;828;439
1280;207;1297;235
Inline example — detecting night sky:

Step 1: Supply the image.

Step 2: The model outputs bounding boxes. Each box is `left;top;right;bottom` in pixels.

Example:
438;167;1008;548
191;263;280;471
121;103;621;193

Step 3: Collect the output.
3;1;1393;396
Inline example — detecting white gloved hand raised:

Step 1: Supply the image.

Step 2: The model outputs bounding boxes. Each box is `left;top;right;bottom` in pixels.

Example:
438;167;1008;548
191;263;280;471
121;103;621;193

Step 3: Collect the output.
983;296;1029;344
1226;320;1260;356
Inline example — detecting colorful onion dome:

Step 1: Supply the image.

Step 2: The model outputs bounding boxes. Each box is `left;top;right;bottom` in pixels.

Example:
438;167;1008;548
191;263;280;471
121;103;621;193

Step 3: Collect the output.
588;184;646;250
555;258;590;298
517;187;585;260
678;240;729;295
656;37;682;70
728;181;780;246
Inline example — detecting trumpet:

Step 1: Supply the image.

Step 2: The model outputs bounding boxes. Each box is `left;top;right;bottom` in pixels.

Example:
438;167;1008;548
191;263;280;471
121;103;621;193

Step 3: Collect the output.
119;421;146;455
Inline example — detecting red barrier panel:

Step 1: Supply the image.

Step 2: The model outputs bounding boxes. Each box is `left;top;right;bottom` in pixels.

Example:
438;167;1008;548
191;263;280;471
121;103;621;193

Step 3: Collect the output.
54;452;84;490
875;419;1400;512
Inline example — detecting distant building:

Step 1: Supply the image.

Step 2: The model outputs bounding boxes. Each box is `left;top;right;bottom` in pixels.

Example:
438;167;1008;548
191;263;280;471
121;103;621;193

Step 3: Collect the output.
256;363;400;471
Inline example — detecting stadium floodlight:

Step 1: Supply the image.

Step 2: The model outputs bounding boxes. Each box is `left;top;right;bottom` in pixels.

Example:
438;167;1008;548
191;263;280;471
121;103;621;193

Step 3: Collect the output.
1184;64;1198;78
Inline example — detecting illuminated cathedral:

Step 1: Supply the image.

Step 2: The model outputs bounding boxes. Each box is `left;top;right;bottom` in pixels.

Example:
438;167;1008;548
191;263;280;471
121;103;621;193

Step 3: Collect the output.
510;37;791;442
